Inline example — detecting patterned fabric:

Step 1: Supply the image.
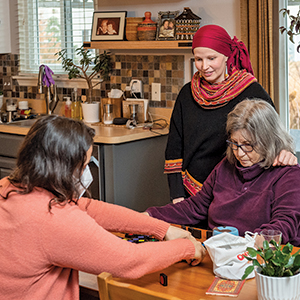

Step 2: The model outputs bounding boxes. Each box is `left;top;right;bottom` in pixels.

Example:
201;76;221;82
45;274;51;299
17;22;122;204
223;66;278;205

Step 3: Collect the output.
164;159;183;173
191;68;257;109
181;170;203;196
164;160;203;196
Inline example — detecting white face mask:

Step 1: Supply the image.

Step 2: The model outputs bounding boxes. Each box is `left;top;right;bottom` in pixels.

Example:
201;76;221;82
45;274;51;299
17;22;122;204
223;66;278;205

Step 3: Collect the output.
75;165;93;198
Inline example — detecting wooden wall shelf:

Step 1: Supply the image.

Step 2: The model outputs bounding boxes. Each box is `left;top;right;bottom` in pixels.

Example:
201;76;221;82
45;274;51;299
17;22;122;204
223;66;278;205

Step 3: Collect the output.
83;40;192;50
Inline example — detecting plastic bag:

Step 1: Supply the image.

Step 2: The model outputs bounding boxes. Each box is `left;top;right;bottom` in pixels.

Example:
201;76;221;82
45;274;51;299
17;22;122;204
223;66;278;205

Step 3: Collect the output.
204;231;257;280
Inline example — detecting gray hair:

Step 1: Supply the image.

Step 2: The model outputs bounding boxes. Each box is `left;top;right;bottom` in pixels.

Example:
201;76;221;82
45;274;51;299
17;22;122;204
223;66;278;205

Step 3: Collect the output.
226;99;295;168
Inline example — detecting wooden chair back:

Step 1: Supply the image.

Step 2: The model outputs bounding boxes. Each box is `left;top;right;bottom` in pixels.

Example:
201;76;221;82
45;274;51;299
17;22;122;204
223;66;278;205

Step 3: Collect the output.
98;272;182;300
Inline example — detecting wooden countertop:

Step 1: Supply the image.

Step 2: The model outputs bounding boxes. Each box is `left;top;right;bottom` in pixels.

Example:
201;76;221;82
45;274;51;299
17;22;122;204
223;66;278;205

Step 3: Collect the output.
0;122;168;144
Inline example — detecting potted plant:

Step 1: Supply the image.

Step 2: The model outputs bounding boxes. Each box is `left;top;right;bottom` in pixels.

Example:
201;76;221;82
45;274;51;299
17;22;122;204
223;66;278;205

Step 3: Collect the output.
279;8;300;52
242;240;300;300
55;46;112;103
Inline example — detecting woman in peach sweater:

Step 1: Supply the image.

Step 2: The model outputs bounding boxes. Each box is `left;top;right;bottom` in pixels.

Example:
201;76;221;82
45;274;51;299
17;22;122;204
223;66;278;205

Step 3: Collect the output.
0;115;206;300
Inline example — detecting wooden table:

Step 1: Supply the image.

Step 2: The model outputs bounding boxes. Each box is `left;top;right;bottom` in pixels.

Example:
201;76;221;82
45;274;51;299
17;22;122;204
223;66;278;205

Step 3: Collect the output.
79;227;259;299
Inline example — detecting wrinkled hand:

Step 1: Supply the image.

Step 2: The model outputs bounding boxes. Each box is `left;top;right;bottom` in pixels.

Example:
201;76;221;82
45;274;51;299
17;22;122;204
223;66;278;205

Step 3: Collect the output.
172;197;185;204
273;150;297;166
165;226;206;265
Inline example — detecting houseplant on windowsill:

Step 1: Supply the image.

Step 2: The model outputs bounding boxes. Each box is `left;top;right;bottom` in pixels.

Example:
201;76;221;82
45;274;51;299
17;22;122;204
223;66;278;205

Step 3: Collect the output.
55;46;112;122
242;240;300;300
55;46;112;103
279;8;300;52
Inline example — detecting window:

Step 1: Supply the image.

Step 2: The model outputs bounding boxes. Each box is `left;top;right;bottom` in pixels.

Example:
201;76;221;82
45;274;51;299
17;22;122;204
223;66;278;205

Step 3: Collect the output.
286;1;300;154
17;0;94;75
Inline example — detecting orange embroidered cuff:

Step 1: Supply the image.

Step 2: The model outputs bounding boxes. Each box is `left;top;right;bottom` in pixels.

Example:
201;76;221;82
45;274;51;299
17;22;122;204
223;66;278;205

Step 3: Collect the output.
164;159;183;174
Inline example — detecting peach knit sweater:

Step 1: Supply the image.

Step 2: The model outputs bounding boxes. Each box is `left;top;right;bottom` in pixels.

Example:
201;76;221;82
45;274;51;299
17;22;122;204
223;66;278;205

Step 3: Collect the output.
0;178;195;300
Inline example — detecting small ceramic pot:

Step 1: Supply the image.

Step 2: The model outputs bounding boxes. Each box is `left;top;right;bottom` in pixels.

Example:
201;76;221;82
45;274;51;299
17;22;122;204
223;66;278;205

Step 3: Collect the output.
255;268;300;300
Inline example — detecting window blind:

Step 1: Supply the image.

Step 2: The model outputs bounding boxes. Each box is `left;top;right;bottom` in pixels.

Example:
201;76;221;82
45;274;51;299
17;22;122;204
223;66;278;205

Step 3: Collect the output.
17;0;94;74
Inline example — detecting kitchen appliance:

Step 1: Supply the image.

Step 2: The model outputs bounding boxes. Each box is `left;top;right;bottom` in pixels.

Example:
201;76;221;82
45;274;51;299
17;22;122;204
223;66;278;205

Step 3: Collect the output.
101;97;123;119
129;104;139;122
103;103;114;125
122;99;149;122
129;79;143;98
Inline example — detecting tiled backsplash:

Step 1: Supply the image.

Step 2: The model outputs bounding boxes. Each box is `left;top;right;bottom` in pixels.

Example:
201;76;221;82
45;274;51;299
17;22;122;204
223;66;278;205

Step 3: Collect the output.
0;53;184;110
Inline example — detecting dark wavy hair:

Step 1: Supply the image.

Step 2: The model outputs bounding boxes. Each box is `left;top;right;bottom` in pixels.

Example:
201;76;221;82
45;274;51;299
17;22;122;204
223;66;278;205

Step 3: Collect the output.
4;115;95;210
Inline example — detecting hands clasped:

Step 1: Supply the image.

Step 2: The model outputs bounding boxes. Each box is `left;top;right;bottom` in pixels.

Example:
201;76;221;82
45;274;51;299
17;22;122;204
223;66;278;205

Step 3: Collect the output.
165;225;206;266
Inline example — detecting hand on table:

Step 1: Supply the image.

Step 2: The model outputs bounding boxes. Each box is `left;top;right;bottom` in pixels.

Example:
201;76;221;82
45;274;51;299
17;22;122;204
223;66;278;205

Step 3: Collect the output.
273;150;297;166
186;236;206;266
165;225;206;265
141;213;206;265
164;225;192;241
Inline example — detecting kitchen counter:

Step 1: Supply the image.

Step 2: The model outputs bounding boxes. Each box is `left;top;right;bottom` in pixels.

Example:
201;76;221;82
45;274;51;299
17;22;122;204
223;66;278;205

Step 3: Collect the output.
0;122;169;144
0;121;170;211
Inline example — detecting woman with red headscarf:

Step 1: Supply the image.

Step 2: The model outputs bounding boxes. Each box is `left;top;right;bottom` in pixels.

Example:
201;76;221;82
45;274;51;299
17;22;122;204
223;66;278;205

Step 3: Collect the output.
165;25;297;208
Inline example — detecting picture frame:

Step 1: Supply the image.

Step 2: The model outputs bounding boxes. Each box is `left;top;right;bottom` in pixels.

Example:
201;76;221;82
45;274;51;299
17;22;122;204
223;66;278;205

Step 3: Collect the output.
91;11;127;41
156;11;180;41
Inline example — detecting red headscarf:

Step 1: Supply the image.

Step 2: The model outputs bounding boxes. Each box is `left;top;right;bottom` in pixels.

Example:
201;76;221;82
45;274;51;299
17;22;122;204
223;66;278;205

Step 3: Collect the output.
192;25;254;75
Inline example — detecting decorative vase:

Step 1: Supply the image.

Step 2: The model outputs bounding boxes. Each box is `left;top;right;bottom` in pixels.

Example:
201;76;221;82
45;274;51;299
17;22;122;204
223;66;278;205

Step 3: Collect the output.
137;12;157;41
126;17;144;41
255;268;300;300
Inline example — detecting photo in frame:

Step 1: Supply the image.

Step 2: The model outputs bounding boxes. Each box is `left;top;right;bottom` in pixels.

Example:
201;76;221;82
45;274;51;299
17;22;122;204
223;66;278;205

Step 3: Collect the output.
91;11;127;41
156;11;180;40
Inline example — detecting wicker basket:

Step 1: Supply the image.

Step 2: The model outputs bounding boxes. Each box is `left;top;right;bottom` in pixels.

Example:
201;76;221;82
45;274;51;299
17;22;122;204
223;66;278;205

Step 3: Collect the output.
126;17;144;41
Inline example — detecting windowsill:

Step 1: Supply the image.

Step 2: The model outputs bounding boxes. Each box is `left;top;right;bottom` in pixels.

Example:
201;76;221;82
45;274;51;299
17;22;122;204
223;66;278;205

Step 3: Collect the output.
13;74;102;89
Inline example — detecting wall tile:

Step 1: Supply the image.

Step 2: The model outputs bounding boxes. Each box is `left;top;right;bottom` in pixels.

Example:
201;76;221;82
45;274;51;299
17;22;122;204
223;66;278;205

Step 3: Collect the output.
0;53;184;109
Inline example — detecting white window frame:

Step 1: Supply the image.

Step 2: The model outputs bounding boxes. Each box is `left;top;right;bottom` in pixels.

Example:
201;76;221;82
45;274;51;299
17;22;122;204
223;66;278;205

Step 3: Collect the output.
15;0;95;88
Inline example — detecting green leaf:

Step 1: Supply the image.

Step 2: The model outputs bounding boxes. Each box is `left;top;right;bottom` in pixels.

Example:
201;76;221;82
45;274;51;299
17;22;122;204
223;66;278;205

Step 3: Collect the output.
263;240;269;250
252;260;261;268
242;265;254;280
263;265;275;276
247;247;260;257
265;248;274;260
282;243;293;254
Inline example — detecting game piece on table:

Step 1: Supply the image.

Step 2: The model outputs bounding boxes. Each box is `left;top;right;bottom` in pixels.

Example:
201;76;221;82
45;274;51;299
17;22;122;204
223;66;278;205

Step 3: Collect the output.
123;233;159;243
160;273;168;286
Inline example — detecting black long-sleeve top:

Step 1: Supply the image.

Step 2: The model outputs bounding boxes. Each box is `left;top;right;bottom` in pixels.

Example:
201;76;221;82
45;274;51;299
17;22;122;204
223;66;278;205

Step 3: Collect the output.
165;81;273;200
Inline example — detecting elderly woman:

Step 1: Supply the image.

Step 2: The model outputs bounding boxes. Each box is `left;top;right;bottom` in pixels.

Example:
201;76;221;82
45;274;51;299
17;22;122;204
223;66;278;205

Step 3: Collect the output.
146;99;300;246
0;115;205;300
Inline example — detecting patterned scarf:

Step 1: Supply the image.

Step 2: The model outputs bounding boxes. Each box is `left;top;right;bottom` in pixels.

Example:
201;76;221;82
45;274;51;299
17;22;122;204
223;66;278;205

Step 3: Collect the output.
191;68;257;109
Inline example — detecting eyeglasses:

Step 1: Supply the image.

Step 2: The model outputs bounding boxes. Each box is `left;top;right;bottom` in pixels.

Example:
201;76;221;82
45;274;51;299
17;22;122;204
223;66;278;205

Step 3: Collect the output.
226;140;255;153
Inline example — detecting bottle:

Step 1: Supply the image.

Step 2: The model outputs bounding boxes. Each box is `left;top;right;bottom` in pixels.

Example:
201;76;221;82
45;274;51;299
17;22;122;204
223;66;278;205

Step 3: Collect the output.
64;97;72;118
71;88;80;120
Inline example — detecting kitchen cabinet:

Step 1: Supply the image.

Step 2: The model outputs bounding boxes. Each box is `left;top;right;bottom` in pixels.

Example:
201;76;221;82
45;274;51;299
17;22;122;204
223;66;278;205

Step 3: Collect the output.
0;133;23;179
83;40;192;50
0;128;170;212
